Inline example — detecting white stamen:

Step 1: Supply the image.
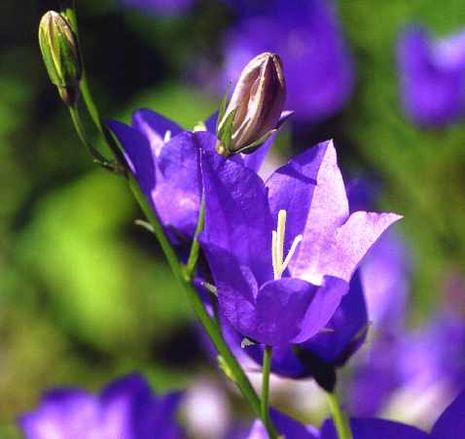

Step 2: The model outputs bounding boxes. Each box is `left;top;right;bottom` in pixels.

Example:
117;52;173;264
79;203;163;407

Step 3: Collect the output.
163;130;172;143
271;209;302;279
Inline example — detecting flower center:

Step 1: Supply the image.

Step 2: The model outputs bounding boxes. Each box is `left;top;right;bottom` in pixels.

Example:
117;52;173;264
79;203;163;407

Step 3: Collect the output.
272;209;303;280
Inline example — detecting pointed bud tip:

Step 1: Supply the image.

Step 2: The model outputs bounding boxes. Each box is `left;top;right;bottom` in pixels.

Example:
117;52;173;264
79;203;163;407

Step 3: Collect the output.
38;10;82;106
216;51;286;157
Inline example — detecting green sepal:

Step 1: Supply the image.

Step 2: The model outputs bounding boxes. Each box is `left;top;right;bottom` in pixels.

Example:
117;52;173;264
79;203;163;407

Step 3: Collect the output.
216;82;231;132
217;108;237;152
234;128;277;155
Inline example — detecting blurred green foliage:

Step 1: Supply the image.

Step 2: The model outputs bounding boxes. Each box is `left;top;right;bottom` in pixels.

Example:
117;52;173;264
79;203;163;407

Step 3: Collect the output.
2;0;465;437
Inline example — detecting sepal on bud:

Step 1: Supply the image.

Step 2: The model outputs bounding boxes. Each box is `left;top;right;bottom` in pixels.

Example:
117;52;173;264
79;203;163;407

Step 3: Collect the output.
38;11;82;106
216;52;286;157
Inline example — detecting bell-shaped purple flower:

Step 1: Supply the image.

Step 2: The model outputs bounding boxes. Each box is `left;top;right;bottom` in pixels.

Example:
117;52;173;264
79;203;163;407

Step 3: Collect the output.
222;0;354;122
201;140;401;346
397;26;465;126
18;373;183;439
108;109;279;245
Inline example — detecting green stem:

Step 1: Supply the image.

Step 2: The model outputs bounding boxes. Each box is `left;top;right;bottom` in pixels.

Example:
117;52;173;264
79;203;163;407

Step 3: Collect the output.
68;104;267;429
63;7;278;435
326;391;353;439
69;106;110;165
261;346;276;438
185;194;205;279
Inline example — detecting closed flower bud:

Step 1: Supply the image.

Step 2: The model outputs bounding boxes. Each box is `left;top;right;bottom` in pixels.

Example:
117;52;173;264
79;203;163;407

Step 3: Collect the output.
216;52;286;157
38;11;82;106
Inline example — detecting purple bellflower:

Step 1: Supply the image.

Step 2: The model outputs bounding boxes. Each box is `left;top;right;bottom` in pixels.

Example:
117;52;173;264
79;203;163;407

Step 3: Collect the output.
200;140;401;347
121;0;195;16
108;109;279;246
222;0;354;122
397;26;465;126
19;373;183;439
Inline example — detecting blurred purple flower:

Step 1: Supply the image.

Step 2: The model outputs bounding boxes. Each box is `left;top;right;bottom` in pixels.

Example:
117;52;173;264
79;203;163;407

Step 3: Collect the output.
19;373;183;439
244;409;318;439
121;0;195;16
201;140;400;346
108;110;273;245
397;26;465;126
324;386;465;438
321;418;429;439
222;0;354;122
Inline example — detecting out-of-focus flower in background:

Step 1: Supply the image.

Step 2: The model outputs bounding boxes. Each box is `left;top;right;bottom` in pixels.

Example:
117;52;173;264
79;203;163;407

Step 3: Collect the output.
397;25;465;126
19;373;183;439
121;0;195;16
221;0;354;122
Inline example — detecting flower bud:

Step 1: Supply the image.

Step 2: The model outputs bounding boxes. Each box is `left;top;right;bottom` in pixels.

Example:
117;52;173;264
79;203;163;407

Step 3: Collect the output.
38;11;82;106
216;52;286;157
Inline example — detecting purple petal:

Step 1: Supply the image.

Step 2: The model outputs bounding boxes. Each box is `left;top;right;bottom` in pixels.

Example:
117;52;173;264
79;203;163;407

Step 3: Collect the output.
18;390;100;439
132;109;183;156
432;387;465;438
291;276;349;344
360;230;410;332
200;151;273;284
265;143;324;254
154;131;215;239
107;120;156;200
321;418;429;439
251;278;320;346
291;140;350;282
300;271;368;365
245;409;318;438
204;111;218;134
316;211;403;283
397;26;465;126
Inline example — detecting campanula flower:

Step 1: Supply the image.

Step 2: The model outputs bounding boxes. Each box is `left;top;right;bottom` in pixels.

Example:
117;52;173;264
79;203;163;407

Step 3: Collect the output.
18;373;183;439
397;26;465;126
108;109;277;245
201;140;401;346
222;0;354;121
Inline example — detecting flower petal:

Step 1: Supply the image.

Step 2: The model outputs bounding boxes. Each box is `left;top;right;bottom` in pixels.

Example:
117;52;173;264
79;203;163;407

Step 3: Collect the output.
291;276;349;344
246;409;318;438
201;151;273;284
265;144;323;253
316;211;403;283
291;140;349;282
154;131;215;239
132;109;183;155
321;418;429;439
431;387;465;438
299;271;368;365
107;120;156;200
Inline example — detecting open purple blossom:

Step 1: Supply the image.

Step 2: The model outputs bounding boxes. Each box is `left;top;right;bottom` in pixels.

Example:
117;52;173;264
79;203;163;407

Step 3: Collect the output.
397;26;465;126
108;110;276;245
121;0;195;16
200;140;401;346
222;0;354;122
18;373;183;439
